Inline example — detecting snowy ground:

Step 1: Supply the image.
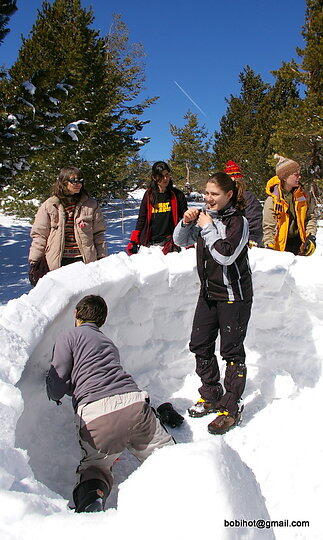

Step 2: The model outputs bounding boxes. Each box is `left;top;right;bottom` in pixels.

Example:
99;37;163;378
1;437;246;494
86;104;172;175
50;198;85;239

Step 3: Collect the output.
0;200;322;540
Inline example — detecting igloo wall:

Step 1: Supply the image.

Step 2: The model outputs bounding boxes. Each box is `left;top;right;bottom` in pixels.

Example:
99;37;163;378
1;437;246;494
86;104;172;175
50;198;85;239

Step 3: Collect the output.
0;246;322;538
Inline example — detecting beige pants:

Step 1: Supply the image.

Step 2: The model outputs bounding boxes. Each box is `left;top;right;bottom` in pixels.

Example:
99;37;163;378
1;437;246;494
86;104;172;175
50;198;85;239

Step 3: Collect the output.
75;391;174;490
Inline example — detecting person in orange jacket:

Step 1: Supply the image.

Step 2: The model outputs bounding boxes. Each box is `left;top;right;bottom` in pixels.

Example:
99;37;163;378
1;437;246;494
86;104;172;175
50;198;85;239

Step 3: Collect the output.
263;154;317;255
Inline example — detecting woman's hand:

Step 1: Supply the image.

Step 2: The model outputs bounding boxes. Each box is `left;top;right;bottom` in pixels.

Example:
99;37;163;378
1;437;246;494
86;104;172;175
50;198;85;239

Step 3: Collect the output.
183;208;200;224
197;211;213;228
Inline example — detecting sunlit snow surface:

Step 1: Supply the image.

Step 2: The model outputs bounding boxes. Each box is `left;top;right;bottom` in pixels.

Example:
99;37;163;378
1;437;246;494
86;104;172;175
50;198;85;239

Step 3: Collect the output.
0;205;322;540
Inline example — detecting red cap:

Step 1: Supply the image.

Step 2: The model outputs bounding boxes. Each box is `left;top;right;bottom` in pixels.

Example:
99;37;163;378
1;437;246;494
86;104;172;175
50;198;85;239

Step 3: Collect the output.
224;160;244;178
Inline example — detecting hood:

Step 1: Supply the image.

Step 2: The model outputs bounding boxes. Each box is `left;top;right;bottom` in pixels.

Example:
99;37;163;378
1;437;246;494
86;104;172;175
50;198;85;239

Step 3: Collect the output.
266;175;281;197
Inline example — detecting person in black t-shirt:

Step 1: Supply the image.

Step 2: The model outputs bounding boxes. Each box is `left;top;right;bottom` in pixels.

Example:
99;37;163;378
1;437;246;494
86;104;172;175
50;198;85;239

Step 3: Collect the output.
150;190;174;243
126;161;187;255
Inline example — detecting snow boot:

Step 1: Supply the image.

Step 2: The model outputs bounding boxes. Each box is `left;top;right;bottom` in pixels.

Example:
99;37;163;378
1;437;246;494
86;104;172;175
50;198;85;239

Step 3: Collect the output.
188;398;219;418
73;479;109;513
156;402;184;427
188;383;223;418
207;405;244;435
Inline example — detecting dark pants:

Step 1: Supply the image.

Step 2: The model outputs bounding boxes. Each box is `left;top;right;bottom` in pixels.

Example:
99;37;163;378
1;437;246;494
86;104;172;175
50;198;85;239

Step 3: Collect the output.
189;294;252;415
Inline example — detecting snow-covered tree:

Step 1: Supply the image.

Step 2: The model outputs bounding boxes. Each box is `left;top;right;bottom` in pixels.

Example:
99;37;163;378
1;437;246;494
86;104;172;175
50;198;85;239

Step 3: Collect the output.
0;1;155;211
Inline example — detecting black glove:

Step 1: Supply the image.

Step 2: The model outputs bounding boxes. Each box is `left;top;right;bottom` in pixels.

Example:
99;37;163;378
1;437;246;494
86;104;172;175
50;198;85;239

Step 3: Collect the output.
156;402;184;428
46;373;62;405
126;241;139;255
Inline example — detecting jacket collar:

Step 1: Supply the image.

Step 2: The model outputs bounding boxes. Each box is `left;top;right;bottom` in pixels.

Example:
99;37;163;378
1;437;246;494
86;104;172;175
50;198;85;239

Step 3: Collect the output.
50;193;90;207
79;322;100;330
203;202;237;220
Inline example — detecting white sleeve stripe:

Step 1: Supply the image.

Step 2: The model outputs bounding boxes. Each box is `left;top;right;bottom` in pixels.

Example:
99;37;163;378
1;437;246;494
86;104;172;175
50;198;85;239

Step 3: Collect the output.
204;217;249;266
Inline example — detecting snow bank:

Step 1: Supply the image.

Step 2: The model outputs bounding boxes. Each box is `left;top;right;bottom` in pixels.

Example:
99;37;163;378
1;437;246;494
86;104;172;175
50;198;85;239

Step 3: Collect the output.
0;246;322;539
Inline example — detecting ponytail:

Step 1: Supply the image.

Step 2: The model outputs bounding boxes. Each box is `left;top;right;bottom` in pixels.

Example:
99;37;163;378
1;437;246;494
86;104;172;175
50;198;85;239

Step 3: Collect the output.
208;172;246;210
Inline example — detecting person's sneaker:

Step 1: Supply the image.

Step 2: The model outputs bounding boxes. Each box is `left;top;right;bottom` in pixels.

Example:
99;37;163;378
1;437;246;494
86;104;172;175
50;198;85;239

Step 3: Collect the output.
188;398;218;418
207;406;243;435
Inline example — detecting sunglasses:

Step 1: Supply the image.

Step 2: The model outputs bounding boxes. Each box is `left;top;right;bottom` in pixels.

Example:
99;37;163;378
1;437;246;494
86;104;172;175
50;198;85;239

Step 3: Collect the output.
68;178;84;185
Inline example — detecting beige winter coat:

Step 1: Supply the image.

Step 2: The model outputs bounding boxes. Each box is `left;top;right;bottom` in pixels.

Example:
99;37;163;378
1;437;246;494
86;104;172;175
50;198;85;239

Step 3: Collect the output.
29;194;107;270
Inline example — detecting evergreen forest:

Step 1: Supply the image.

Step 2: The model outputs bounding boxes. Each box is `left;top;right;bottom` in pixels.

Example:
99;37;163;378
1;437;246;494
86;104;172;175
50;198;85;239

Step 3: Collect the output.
0;0;322;216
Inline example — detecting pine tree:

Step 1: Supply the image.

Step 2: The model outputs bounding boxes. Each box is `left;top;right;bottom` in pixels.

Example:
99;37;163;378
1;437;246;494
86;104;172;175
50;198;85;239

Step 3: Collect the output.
213;66;300;197
120;156;151;195
0;0;17;45
213;66;269;195
169;110;212;190
0;1;18;189
269;0;323;191
0;1;155;210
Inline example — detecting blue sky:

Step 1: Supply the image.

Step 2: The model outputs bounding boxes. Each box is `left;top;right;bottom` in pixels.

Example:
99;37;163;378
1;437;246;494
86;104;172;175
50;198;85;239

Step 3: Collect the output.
1;0;306;162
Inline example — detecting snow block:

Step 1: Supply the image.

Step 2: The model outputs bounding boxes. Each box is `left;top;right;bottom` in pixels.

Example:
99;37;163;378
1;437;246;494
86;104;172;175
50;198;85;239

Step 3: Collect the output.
249;248;294;296
0;297;50;352
27;276;71;320
44;260;101;295
0;326;29;385
94;253;138;303
290;257;323;305
117;440;273;539
164;247;197;288
0;448;33;486
0;382;23;448
129;247;169;287
0;467;14;491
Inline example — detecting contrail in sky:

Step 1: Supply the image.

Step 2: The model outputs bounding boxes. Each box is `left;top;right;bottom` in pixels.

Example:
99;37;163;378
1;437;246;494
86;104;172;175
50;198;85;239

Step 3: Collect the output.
173;80;207;117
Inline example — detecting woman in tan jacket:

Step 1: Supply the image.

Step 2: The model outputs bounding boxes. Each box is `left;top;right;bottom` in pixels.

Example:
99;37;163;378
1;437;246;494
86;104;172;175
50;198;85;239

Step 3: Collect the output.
29;167;106;284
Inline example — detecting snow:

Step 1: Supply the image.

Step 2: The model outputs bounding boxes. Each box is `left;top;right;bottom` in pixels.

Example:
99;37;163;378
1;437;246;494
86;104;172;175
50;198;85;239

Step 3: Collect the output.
0;206;322;539
62;120;89;141
56;83;73;95
133;136;150;145
48;97;60;105
127;188;146;200
22;81;36;96
17;97;35;115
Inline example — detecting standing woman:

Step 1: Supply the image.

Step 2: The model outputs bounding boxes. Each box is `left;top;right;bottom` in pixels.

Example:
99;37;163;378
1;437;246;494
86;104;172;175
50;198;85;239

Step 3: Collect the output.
263;154;317;255
173;172;253;435
29;167;106;285
127;161;187;255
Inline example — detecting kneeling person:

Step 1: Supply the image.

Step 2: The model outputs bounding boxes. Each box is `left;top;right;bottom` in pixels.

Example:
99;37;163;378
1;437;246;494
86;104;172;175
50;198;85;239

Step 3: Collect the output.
46;295;174;513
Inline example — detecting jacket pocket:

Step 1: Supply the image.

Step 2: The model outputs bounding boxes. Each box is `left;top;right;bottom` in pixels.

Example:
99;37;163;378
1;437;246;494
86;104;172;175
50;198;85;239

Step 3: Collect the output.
48;211;59;229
